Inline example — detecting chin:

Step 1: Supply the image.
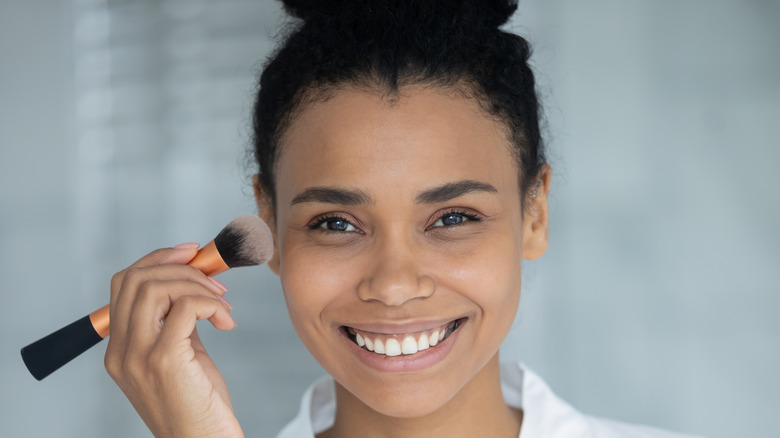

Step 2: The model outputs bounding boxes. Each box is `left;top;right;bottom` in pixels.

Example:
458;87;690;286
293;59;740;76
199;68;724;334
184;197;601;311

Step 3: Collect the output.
330;361;477;421
355;382;458;419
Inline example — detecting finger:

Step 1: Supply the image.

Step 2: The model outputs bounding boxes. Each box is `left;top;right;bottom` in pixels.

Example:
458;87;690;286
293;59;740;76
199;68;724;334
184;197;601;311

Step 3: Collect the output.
152;296;236;358
124;279;232;349
110;246;200;312
106;279;230;388
135;244;201;268
112;264;227;341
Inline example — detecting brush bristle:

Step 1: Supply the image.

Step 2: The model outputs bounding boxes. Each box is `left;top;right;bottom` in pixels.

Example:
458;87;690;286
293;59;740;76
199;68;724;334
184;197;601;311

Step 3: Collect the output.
213;215;274;268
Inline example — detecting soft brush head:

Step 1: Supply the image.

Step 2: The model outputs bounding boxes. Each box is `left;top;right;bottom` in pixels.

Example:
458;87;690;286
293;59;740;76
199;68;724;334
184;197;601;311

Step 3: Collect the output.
213;215;274;268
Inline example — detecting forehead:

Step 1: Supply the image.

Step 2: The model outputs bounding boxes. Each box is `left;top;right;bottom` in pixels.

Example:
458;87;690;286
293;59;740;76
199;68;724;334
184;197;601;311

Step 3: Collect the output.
276;86;519;202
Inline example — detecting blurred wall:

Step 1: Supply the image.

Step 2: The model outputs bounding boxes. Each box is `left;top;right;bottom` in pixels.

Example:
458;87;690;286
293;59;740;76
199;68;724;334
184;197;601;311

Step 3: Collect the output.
501;3;780;438
1;1;777;437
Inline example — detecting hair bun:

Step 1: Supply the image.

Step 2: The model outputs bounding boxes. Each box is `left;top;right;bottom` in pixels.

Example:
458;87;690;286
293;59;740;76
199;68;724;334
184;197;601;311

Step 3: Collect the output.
281;0;518;29
281;0;344;21
473;0;518;28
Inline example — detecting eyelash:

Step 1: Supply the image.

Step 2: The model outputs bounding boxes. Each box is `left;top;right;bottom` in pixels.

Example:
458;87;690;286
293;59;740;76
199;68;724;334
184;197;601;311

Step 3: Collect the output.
307;214;359;233
429;209;482;229
306;209;482;233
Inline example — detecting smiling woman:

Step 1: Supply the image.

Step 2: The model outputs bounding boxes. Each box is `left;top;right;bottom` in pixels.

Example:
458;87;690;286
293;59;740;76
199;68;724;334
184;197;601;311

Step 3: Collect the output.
267;87;539;430
99;1;708;438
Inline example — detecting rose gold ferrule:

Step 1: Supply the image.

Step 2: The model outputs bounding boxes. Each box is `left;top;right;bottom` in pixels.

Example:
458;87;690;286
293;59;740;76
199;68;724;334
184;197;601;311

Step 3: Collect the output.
89;304;111;338
187;240;229;276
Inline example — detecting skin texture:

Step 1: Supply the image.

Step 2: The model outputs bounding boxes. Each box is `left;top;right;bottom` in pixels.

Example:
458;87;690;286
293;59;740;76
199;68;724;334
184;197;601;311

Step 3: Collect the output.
257;85;551;438
106;84;550;438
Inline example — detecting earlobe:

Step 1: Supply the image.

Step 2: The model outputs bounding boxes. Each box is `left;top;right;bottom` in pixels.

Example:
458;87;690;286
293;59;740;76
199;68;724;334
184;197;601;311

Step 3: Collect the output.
252;174;281;275
521;164;551;260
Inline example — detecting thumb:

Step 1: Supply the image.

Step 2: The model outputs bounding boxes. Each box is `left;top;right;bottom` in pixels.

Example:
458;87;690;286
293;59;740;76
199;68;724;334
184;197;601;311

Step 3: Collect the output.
131;243;200;269
162;242;201;265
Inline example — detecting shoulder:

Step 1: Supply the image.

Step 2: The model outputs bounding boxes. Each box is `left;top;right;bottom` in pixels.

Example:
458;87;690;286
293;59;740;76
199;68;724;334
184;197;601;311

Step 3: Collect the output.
501;362;706;438
278;363;706;438
276;375;335;438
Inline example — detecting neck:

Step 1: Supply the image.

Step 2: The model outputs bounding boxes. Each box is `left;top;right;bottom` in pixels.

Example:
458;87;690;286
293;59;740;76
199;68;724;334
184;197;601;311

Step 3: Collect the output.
318;354;522;438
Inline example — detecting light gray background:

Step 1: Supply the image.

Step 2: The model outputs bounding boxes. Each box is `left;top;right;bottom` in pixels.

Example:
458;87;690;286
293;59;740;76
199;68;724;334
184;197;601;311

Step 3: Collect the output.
2;1;778;437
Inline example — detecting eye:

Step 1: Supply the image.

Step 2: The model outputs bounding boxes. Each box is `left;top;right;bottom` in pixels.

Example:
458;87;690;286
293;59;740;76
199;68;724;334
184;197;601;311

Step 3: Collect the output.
308;215;358;232
430;210;481;228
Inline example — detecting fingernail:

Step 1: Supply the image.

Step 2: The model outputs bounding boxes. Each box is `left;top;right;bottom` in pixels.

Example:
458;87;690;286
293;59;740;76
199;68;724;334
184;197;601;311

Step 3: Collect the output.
174;242;200;249
216;294;233;310
208;277;228;293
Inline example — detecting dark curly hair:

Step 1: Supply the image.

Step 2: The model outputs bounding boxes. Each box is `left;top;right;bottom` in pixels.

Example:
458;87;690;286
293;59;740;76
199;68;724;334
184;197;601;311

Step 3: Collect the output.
252;0;545;211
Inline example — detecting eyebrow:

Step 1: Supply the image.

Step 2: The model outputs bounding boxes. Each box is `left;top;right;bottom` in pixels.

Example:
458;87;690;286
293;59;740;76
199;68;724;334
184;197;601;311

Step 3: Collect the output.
290;180;497;206
290;187;372;206
414;180;498;204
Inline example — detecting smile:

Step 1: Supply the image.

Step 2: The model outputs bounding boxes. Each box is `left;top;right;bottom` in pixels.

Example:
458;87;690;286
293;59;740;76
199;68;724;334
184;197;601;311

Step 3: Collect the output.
343;319;463;357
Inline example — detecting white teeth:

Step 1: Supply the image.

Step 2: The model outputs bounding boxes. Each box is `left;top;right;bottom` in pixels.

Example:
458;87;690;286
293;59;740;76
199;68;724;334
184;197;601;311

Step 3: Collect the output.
385;339;402;356
348;320;461;357
429;330;439;346
401;336;418;355
417;333;429;351
374;339;385;354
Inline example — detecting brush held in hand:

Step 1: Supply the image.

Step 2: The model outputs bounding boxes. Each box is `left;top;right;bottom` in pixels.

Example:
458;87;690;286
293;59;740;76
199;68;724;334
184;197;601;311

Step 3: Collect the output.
21;215;274;381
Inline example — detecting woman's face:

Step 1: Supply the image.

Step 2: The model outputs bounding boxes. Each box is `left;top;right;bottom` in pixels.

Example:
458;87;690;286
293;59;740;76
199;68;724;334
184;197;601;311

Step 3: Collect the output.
259;85;548;417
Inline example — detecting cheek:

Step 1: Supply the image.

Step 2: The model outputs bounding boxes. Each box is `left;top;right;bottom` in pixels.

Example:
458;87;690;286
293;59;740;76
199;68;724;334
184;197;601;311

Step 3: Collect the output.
278;244;355;339
437;233;523;326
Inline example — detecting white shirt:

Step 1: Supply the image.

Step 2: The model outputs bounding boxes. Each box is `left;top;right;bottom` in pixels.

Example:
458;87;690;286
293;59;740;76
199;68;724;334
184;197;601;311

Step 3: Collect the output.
276;362;704;438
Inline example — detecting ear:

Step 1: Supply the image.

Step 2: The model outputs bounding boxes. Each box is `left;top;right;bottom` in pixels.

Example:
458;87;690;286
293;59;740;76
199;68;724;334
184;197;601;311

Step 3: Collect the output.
252;174;281;275
521;164;551;260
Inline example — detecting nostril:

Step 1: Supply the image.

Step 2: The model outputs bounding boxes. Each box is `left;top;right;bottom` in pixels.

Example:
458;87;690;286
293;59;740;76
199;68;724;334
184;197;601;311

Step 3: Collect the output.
417;274;436;297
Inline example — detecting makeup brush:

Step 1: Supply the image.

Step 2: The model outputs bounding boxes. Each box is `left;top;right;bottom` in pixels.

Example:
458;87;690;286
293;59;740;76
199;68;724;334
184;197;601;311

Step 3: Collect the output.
21;215;274;381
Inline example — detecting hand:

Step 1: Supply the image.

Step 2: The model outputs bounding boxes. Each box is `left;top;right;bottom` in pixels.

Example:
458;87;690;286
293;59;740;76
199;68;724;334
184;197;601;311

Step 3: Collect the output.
104;245;244;438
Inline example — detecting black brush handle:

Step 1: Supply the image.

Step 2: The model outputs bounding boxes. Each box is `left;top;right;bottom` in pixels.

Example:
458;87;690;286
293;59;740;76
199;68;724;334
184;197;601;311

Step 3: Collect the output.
21;314;104;381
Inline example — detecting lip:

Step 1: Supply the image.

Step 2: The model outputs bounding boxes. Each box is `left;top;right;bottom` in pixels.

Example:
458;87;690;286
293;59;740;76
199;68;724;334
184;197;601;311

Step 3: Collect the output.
339;317;467;373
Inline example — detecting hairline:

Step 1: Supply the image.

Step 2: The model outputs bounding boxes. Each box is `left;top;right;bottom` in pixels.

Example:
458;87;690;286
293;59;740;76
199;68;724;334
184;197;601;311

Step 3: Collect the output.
268;76;529;214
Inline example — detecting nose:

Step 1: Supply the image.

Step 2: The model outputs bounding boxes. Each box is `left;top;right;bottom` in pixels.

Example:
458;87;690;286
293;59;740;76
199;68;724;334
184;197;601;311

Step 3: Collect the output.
357;234;435;306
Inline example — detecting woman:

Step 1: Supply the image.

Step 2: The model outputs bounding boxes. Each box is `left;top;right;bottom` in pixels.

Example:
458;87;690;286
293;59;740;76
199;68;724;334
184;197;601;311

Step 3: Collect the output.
105;1;703;437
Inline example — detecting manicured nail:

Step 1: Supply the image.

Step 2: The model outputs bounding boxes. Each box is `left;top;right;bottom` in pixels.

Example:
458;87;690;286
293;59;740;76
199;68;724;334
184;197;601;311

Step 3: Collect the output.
208;277;228;293
216;294;233;310
174;242;200;249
